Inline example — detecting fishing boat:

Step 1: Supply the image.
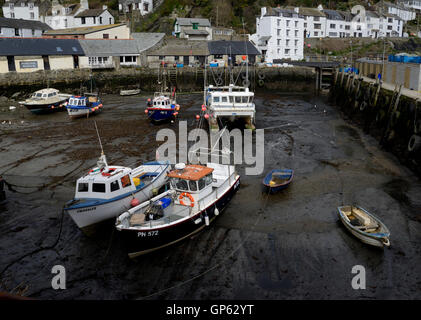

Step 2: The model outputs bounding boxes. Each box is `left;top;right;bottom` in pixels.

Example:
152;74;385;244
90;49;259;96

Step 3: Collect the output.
120;89;141;96
337;205;391;248
66;74;102;119
64;153;170;230
146;89;180;123
18;88;70;114
115;161;240;258
66;93;103;119
262;169;293;193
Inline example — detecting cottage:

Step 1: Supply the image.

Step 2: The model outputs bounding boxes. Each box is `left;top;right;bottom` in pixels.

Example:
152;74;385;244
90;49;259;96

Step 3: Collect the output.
146;38;209;67
2;0;50;21
0;17;51;37
43;23;131;39
74;8;115;27
208;40;260;65
174;18;212;41
0;38;84;73
118;0;154;15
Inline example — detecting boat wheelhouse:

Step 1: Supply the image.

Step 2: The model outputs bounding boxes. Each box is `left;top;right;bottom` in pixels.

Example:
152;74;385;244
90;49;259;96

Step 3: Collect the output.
19;88;70;114
64;154;170;230
115;162;240;257
66;93;103;119
205;84;255;130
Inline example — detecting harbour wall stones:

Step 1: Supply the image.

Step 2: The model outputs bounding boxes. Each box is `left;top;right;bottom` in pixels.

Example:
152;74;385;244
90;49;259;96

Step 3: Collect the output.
329;71;421;177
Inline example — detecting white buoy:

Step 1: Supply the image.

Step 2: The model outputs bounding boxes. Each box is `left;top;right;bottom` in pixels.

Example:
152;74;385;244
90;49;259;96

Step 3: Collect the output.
205;215;209;226
214;208;219;216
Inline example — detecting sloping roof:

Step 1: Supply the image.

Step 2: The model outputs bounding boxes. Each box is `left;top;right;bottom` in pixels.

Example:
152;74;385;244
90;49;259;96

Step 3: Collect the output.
0;38;84;56
147;38;209;56
184;29;209;36
3;0;43;6
208;41;260;55
75;9;106;18
366;11;380;18
338;11;353;21
44;24;126;36
323;9;344;20
0;17;51;30
132;32;165;52
176;18;211;27
298;7;326;17
79;39;139;56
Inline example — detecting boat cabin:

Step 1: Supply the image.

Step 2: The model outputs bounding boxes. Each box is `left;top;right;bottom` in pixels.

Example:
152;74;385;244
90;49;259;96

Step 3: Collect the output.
207;85;254;107
31;88;60;100
74;165;147;200
68;94;99;107
167;164;214;194
151;95;173;109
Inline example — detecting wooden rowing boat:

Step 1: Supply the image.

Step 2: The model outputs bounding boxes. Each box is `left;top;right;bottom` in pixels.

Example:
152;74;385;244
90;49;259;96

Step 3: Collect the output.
262;169;293;193
338;205;390;248
120;89;141;96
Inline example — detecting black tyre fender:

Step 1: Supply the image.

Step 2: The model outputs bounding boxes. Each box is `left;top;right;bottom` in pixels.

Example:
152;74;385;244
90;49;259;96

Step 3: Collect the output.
257;79;264;87
242;79;250;87
408;134;421;152
257;72;265;80
360;101;368;111
241;72;247;80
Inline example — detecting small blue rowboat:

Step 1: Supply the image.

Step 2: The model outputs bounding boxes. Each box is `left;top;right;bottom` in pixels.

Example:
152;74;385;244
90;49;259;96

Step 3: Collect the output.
263;169;293;193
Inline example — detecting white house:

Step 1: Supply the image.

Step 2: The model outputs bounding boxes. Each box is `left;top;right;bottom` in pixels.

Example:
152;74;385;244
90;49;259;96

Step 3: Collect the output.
297;6;327;38
399;0;421;11
2;0;49;21
0;16;51;37
118;0;154;16
377;1;416;22
44;0;88;30
74;7;115;27
250;7;304;62
323;8;349;38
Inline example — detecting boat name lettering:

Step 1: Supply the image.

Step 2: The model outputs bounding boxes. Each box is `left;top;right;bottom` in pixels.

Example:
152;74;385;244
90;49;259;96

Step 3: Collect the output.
137;230;159;237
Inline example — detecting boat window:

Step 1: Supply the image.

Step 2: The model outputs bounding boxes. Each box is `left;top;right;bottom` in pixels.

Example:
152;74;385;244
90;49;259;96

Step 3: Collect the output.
221;96;228;103
92;183;105;193
205;174;213;185
229;96;233;103
235;96;242;103
243;96;249;103
153;101;157;106
36;93;42;97
110;180;120;192
189;180;197;191
213;96;220;103
78;183;89;192
171;178;188;191
42;94;47;98
48;93;54;97
198;177;206;190
121;175;132;188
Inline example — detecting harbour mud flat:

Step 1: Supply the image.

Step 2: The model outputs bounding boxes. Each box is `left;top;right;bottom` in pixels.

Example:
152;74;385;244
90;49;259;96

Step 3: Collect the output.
0;92;420;299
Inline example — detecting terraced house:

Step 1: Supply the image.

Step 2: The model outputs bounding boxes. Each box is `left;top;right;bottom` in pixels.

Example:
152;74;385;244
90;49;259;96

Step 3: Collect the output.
0;16;50;37
174;18;212;41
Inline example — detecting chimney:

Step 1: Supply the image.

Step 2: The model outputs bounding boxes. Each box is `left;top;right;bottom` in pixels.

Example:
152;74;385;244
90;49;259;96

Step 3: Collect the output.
80;0;89;10
103;5;108;10
294;7;299;13
261;7;267;17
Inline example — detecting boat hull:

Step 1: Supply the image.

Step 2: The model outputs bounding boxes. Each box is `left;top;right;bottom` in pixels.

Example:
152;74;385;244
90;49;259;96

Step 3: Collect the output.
337;206;390;248
147;108;175;122
66;102;102;119
65;166;168;229
23;100;67;114
118;177;240;258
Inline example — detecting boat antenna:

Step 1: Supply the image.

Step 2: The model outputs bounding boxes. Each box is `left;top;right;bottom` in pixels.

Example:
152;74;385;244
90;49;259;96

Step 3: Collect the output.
94;120;104;156
242;18;248;86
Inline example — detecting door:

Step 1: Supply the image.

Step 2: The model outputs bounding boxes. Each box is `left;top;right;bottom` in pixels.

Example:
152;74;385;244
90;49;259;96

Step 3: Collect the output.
43;55;50;70
73;55;79;69
7;56;15;71
183;56;189;65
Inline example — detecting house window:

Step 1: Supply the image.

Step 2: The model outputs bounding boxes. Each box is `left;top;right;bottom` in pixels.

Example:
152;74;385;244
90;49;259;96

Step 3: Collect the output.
214;54;223;59
295;21;298;27
10;12;15;18
81;17;86;24
314;24;321;29
109;18;112;24
15;28;19;36
9;3;14;9
100;17;103;24
174;56;179;61
295;30;298;37
286;39;290;46
192;23;198;30
277;29;281;36
330;24;335;29
295;39;298;46
29;3;34;10
144;3;149;12
285;49;290;55
277;19;281;26
286;30;290;36
277;39;281;45
314;16;320;22
314;31;318;36
103;34;109;39
388;18;393;23
286;20;290;27
30;12;34;19
159;56;165;60
32;29;35;36
93;17;96;24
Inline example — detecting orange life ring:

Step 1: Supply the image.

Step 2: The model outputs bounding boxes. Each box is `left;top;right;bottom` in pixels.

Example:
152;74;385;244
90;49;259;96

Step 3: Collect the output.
179;192;194;207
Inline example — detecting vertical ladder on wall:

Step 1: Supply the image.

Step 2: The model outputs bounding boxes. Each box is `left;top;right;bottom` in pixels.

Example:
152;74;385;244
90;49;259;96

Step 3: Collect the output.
168;67;177;87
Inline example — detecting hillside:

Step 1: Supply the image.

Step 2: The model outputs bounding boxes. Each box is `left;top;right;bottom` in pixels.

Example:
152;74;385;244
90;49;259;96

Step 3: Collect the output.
134;0;387;34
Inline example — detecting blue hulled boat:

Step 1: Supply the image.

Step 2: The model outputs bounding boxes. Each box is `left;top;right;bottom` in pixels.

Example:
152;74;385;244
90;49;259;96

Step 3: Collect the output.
146;89;180;123
66;93;103;119
263;169;293;193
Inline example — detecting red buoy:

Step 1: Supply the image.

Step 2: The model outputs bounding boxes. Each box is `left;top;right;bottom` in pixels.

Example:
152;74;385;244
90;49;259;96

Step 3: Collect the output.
130;198;140;207
196;115;200;120
145;109;148;114
204;114;209;119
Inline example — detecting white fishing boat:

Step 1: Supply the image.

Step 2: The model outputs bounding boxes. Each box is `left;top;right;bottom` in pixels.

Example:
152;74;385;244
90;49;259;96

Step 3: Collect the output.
19;88;70;114
338;205;391;248
64;153;170;230
204;84;255;130
120;89;141;96
115;161;240;258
